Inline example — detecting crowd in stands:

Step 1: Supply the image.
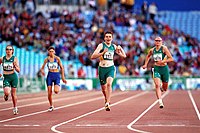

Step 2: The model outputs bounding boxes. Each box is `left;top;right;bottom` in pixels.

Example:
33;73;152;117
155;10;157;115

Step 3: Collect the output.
0;0;200;77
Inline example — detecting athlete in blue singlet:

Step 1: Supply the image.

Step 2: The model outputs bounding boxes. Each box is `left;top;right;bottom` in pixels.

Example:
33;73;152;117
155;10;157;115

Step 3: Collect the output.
40;46;67;112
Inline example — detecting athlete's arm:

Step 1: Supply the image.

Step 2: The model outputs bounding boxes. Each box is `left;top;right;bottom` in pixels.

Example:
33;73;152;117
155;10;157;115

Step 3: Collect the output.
14;57;20;73
57;56;67;84
163;46;174;63
115;45;126;58
40;58;48;76
142;48;153;69
0;57;2;64
91;43;107;59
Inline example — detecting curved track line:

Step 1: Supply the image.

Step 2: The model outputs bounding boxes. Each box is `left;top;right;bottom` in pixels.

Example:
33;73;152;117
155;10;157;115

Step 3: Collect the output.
51;91;148;133
127;91;170;133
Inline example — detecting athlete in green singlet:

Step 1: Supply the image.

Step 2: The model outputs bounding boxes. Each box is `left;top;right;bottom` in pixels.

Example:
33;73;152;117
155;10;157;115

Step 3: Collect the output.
142;37;174;108
0;45;20;115
91;31;126;111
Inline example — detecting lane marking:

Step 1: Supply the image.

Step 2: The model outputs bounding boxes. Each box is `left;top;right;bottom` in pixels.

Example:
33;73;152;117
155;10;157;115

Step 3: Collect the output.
51;91;148;133
0;91;128;123
0;91;100;111
188;90;200;120
0;91;88;105
3;124;40;127
127;91;170;133
132;124;200;128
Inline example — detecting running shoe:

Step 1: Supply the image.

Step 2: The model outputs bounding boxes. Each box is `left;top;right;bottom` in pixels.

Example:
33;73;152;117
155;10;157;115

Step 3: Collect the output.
4;95;8;101
48;106;54;112
159;101;164;109
13;107;18;115
105;103;111;111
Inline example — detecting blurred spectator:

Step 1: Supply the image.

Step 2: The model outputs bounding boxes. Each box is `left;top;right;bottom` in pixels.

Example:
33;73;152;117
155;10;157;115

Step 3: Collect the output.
25;0;35;14
141;1;148;22
148;2;157;21
77;66;86;78
68;64;75;78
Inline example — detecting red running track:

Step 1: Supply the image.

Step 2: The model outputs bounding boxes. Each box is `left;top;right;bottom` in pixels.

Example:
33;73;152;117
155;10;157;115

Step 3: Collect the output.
0;90;200;133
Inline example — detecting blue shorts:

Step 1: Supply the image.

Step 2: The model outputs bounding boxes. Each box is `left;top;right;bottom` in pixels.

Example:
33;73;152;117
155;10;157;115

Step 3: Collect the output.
46;72;61;86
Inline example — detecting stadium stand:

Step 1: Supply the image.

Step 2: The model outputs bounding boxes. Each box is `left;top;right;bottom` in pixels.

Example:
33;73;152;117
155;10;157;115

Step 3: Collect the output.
0;0;199;80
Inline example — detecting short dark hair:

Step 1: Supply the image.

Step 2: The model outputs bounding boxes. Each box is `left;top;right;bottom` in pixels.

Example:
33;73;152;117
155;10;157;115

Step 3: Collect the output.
48;46;55;51
104;31;113;37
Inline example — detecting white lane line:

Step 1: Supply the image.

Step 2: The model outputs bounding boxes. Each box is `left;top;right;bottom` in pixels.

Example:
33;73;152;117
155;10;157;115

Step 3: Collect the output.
188;90;200;120
0;91;88;105
75;124;127;127
51;91;148;133
4;124;40;127
127;91;170;133
132;124;200;128
0;91;100;111
0;91;128;123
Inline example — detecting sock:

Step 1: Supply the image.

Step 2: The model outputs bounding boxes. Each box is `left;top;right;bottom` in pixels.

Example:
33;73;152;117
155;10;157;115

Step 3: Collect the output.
158;99;162;104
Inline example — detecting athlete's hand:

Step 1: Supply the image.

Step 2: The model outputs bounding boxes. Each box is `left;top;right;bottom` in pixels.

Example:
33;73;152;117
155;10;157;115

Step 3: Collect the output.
142;64;147;69
13;62;19;69
116;45;121;53
62;79;67;84
102;48;108;54
40;69;45;76
0;73;2;77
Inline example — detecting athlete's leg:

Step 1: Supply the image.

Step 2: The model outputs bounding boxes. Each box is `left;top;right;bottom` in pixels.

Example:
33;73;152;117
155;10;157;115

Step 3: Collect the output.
11;88;17;107
3;87;11;101
54;85;60;94
101;84;107;103
154;78;162;99
106;77;113;104
47;86;53;106
162;82;168;91
3;87;11;97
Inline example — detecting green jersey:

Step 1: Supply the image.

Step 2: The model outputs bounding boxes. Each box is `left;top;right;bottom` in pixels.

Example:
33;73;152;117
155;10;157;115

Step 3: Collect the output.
101;42;115;61
152;46;166;61
2;56;15;71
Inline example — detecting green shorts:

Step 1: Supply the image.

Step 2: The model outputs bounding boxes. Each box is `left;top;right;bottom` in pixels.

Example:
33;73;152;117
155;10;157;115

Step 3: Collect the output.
98;65;116;85
3;73;18;88
153;65;169;82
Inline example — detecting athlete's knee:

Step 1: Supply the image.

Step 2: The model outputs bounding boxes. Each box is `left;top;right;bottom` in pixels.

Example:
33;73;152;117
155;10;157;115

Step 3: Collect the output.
107;82;112;88
162;85;168;91
155;83;160;89
54;90;59;94
4;87;11;95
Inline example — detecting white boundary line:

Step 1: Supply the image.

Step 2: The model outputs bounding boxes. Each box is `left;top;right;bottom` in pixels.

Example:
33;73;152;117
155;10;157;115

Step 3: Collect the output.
127;91;170;133
51;91;148;133
0;91;87;105
0;91;99;111
3;124;40;127
0;91;128;123
188;90;200;120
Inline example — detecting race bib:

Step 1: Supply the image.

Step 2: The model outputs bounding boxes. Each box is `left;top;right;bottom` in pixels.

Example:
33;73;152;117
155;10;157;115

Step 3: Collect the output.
103;51;114;60
153;53;162;61
48;62;58;70
3;62;14;70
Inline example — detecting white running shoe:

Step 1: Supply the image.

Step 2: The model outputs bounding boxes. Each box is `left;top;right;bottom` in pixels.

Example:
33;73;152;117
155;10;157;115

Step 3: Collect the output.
159;101;164;109
48;106;54;112
13;107;18;115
